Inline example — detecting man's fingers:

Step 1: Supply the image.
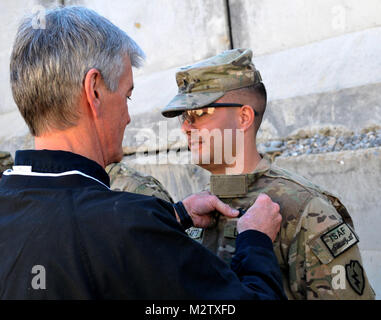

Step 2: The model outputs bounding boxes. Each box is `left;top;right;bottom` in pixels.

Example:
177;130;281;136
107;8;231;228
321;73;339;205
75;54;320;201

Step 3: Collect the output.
255;193;272;205
210;195;239;217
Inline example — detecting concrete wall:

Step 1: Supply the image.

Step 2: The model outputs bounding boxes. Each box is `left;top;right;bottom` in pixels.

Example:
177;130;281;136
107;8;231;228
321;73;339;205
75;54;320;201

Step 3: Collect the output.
229;0;381;56
228;0;381;141
66;0;231;76
0;0;60;154
0;0;50;114
82;0;381;147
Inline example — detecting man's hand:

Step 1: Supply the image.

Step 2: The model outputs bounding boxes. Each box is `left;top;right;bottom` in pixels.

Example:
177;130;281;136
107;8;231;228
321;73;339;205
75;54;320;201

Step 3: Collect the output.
179;192;281;243
237;193;282;242
181;191;239;228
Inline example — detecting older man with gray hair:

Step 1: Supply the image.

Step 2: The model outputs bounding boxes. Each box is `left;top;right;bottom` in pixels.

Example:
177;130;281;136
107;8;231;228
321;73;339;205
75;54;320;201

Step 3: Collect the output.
0;6;285;299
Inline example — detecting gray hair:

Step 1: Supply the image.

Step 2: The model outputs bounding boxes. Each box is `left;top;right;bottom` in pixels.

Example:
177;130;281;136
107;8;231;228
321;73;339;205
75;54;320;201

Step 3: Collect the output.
10;6;145;136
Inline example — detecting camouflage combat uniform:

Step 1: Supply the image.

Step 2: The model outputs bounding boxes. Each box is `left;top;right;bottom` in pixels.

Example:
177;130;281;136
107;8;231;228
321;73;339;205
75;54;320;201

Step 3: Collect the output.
160;48;375;299
0;151;13;179
188;155;375;300
106;162;173;203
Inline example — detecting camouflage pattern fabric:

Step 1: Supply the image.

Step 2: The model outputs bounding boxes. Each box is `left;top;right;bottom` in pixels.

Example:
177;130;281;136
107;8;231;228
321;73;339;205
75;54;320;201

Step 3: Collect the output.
188;156;375;300
0;151;13;179
106;162;173;203
162;48;262;118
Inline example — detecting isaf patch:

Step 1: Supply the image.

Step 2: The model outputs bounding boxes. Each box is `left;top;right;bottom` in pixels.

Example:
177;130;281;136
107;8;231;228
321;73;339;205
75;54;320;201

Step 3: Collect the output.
346;260;365;295
321;222;359;258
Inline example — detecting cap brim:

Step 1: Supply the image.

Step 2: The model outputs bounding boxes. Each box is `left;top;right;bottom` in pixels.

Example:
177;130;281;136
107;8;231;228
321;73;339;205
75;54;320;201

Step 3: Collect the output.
161;91;225;118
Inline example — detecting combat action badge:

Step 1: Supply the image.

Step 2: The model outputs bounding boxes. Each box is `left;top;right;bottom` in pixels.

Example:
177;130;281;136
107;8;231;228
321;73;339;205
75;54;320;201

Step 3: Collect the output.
345;260;365;295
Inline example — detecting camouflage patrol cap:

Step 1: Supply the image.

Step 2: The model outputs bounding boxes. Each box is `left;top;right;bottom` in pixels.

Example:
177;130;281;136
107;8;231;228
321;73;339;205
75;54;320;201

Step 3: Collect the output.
162;48;262;118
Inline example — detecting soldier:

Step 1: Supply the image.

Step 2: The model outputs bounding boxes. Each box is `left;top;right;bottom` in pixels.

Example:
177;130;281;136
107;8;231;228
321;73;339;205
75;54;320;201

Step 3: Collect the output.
106;162;173;202
0;151;13;179
161;48;376;300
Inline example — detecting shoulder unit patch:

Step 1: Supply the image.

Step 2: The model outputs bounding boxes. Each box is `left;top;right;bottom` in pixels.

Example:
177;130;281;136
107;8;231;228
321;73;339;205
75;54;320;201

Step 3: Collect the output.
320;222;359;258
345;260;365;295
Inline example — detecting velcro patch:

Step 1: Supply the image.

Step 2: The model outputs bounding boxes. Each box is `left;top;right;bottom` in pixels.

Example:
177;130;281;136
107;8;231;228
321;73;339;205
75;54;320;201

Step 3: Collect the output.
321;223;359;258
210;175;248;198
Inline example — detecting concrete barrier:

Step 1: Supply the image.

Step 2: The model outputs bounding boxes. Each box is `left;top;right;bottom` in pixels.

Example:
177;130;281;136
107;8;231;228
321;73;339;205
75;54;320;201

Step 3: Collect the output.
66;0;231;76
229;0;381;56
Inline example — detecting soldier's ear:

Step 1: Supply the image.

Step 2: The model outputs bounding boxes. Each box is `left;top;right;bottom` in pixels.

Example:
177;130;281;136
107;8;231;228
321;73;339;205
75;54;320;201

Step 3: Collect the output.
238;105;255;131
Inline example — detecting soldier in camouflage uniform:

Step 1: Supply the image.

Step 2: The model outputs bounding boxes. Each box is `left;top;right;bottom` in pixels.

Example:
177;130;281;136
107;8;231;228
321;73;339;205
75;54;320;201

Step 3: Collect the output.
161;48;375;299
0;151;14;179
106;162;173;203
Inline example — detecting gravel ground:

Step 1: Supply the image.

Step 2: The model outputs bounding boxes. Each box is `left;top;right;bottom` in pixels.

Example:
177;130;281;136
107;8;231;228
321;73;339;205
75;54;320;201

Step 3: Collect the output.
258;129;381;158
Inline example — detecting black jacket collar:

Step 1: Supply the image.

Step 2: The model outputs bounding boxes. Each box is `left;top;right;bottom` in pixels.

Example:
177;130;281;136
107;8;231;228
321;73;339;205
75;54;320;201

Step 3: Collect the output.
14;150;110;187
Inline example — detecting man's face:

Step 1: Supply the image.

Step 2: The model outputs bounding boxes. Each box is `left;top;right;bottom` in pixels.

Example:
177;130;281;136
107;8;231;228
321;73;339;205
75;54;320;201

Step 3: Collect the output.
100;57;134;165
181;98;241;171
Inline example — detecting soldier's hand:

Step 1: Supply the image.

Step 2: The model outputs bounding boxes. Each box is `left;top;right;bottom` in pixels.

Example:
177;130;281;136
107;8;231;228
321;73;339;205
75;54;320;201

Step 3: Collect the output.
181;191;239;228
237;193;281;242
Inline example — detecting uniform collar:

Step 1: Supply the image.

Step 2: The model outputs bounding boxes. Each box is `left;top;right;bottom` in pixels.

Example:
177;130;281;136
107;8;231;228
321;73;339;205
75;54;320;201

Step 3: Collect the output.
14;149;110;187
209;154;272;180
209;154;272;198
246;154;272;186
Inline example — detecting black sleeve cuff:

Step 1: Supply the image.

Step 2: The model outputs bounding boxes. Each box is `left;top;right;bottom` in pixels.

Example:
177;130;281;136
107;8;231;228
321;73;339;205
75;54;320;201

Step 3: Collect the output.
173;201;194;230
236;230;273;251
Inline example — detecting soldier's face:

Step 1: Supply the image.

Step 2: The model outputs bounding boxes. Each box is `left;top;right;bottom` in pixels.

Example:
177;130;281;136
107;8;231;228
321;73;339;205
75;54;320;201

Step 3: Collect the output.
181;103;241;170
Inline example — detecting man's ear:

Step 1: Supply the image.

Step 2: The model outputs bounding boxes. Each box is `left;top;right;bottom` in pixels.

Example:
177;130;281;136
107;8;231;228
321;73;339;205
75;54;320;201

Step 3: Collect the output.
84;68;103;118
238;105;255;131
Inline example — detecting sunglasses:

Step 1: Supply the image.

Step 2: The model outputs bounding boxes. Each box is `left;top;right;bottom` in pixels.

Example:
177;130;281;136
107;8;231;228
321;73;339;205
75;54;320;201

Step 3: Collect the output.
179;103;259;124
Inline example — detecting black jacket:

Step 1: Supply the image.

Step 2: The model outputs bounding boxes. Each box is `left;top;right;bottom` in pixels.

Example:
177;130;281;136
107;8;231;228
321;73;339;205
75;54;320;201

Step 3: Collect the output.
0;150;286;299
